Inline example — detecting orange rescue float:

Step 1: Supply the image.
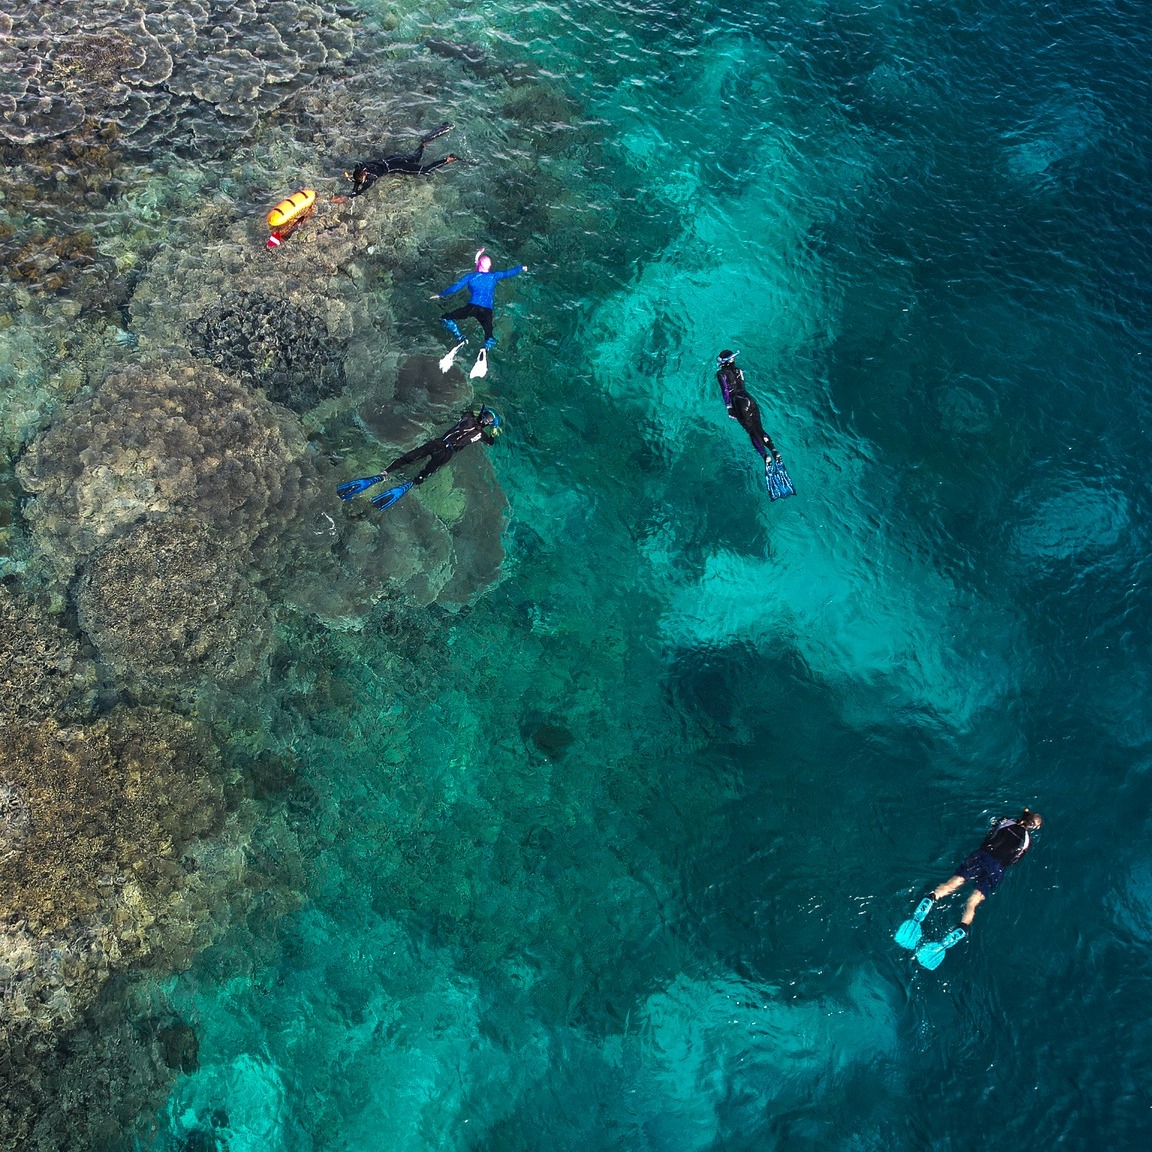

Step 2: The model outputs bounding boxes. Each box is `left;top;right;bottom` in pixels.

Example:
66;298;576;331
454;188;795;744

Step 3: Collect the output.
266;189;316;249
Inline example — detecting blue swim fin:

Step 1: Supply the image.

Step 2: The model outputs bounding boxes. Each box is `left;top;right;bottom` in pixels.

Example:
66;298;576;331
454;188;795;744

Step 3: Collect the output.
914;926;967;971
765;457;796;501
370;480;414;510
894;897;935;950
336;474;387;500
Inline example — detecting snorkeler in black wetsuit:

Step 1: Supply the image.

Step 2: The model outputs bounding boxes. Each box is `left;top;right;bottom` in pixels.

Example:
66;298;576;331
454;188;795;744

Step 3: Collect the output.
335;407;503;511
715;350;782;464
382;406;499;487
344;123;459;198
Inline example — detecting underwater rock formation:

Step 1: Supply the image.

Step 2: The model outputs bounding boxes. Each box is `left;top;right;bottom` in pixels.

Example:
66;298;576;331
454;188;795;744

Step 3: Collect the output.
0;583;96;724
0;1;357;152
16;360;318;582
356;353;474;445
76;518;272;699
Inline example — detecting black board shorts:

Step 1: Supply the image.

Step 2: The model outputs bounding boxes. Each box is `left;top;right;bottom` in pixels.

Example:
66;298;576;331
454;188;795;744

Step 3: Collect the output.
958;849;1006;895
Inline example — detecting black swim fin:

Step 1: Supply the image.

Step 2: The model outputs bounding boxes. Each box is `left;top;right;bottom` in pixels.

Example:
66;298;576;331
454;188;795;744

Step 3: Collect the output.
370;480;414;510
337;473;387;500
764;457;796;501
421;122;454;144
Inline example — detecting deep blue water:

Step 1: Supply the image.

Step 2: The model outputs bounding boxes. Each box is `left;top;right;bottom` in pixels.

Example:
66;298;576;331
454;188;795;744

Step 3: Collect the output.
4;0;1152;1148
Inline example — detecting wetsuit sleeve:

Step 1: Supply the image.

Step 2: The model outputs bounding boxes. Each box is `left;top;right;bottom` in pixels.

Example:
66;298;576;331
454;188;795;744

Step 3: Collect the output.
716;368;736;414
440;274;472;297
492;266;524;281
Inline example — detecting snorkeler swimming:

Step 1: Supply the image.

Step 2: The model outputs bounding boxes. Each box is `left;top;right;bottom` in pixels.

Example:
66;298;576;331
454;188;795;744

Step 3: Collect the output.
432;249;528;377
895;808;1043;969
715;350;795;500
335;406;502;511
341;123;459;198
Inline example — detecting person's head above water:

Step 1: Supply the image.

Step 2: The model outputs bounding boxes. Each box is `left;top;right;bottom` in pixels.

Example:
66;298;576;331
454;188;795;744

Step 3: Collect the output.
717;349;738;365
475;247;493;273
1019;808;1043;830
477;404;500;429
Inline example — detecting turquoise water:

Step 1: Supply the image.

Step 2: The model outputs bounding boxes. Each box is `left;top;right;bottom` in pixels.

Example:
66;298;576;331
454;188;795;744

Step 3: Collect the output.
3;0;1152;1148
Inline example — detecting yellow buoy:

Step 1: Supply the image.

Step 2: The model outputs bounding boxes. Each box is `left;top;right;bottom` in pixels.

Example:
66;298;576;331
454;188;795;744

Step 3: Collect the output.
267;189;316;230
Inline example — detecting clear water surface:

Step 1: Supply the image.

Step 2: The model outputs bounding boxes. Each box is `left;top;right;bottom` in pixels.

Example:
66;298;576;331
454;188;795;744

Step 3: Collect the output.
6;0;1152;1148
153;1;1152;1148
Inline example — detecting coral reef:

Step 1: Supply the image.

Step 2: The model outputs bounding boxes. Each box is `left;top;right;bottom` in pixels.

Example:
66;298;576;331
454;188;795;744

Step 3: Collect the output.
0;305;128;463
0;583;96;724
0;1;357;152
0;705;232;1131
16;351;507;632
16;360;318;581
2;226;114;297
127;163;445;406
0;707;243;1151
187;289;346;414
76;518;272;698
422;448;508;605
0;709;224;938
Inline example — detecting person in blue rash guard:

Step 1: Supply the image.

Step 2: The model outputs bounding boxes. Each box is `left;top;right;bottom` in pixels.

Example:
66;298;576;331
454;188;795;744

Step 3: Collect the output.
431;248;527;350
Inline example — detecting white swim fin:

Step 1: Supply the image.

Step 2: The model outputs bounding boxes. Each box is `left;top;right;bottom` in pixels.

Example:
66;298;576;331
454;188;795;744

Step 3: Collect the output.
439;341;467;373
469;348;488;379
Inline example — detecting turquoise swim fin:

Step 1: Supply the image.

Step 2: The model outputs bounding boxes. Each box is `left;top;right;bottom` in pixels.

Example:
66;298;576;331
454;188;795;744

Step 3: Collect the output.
915;926;967;971
894;897;934;950
370;480;414;510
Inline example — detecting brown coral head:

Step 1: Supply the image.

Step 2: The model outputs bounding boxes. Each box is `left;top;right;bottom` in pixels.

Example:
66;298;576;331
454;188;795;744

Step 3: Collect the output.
76;517;273;697
0;710;225;936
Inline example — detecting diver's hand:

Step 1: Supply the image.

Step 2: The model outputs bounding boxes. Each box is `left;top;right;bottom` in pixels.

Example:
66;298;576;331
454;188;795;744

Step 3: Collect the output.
429;294;441;300
521;265;528;272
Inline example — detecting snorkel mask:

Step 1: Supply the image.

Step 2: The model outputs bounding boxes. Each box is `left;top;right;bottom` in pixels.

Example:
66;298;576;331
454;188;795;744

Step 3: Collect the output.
475;247;493;273
717;349;739;365
478;405;501;432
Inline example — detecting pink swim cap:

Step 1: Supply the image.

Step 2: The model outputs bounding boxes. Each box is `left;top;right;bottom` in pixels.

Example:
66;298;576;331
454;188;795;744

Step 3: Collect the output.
475;247;492;272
